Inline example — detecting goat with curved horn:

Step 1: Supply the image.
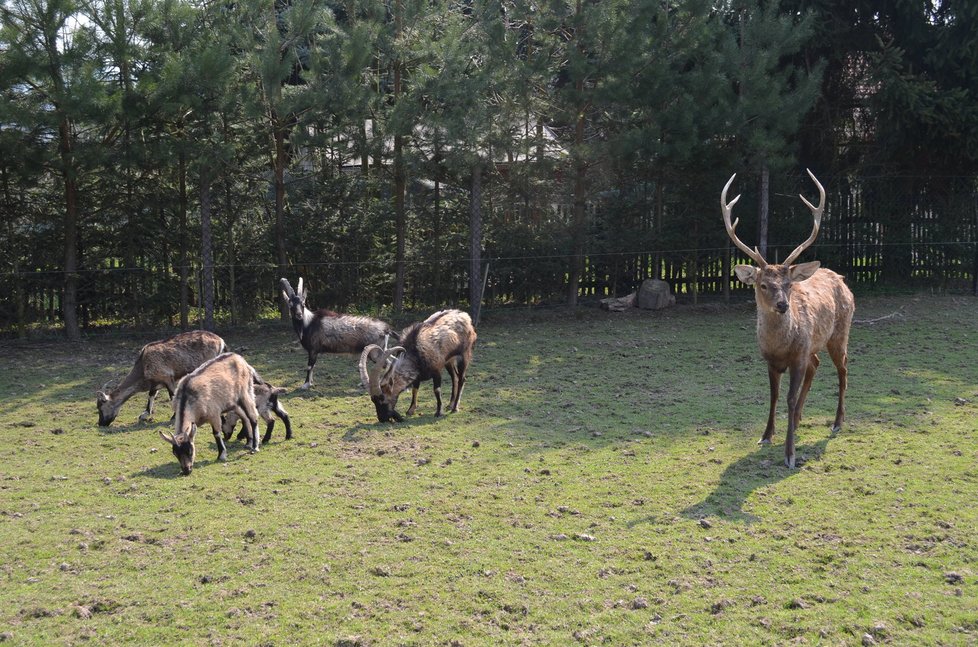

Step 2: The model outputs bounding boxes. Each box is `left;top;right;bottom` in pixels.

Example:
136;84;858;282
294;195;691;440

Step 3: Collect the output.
359;310;476;423
722;170;854;468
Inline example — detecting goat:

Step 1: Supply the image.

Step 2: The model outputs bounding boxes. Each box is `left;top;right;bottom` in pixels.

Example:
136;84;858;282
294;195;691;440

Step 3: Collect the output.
722;169;855;467
280;277;394;389
222;381;292;445
96;330;226;426
158;353;260;475
359;309;476;423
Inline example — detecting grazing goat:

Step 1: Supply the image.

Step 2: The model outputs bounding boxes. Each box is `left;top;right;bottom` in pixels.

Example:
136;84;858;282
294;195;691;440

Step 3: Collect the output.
159;353;260;475
222;381;292;445
359;309;476;423
280;277;394;389
96;330;226;426
722;169;855;467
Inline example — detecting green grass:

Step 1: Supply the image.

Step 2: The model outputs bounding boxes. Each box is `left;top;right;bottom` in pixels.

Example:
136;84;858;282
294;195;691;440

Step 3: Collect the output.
1;295;976;645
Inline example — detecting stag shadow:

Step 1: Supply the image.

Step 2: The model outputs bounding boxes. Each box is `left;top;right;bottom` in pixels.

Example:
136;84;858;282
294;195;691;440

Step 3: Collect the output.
678;437;830;524
625;436;831;527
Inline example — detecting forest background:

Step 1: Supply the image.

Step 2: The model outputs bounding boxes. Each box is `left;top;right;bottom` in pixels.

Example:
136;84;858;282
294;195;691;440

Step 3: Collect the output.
2;0;977;340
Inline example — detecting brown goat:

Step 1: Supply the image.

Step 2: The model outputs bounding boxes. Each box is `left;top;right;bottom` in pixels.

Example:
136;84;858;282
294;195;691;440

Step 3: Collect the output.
159;353;260;475
96;330;226;426
722;170;855;467
359;309;476;422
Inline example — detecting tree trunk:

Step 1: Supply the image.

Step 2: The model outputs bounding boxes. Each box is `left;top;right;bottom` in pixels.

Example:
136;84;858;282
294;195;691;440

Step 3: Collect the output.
273;113;289;320
200;164;215;331
757;163;770;261
566;100;587;307
469;161;483;322
392;0;406;313
178;149;189;330
58;116;81;342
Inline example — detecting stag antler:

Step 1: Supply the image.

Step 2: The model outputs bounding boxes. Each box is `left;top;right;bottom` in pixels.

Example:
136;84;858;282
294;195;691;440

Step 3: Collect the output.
783;168;826;266
721;174;767;267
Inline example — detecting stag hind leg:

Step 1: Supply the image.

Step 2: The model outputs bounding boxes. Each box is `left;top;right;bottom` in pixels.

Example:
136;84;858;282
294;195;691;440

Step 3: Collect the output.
827;343;848;434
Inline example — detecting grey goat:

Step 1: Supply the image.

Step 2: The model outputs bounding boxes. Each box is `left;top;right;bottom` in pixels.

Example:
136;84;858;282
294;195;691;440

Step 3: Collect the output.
280;277;394;389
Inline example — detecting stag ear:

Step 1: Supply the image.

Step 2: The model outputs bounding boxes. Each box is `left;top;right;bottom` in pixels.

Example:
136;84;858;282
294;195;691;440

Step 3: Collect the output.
734;265;757;285
790;261;820;282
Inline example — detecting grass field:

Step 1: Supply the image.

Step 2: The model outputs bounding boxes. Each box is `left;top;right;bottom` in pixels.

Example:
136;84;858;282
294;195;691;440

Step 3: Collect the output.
0;294;976;645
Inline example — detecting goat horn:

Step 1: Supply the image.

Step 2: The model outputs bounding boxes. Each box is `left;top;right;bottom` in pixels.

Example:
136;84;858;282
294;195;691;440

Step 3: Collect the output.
359;345;384;395
296;277;304;296
158;430;177;446
279;278;295;298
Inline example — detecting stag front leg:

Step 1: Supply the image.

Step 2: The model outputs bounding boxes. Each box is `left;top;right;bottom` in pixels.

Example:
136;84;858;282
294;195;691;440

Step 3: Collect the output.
761;364;783;444
784;363;807;468
301;351;318;389
794;354;820;429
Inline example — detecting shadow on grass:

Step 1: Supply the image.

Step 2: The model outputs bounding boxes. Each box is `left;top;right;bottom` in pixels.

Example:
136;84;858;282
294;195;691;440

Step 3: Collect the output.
96;418;169;435
676;437;831;524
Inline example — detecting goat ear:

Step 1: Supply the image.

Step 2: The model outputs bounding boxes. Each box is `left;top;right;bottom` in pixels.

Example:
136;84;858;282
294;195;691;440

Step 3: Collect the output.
159;430;177;446
296;277;304;296
790;261;820;282
96;391;108;403
734;265;757;285
188;423;198;441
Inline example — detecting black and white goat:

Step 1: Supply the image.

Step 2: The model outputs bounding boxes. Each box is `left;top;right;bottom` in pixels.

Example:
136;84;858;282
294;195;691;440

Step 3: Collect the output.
359;309;476;423
96;330;226;426
159;353;260;475
280;277;394;389
222;380;292;445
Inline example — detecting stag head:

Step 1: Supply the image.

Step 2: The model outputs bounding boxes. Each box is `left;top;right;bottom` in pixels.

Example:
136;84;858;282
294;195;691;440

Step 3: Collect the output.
722;169;826;315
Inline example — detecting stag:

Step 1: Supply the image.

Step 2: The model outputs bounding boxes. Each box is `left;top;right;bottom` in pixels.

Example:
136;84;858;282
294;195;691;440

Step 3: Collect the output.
722;169;854;467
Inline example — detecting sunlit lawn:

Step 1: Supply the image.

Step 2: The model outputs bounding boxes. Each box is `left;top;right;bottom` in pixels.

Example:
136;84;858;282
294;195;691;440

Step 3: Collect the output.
0;294;976;645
